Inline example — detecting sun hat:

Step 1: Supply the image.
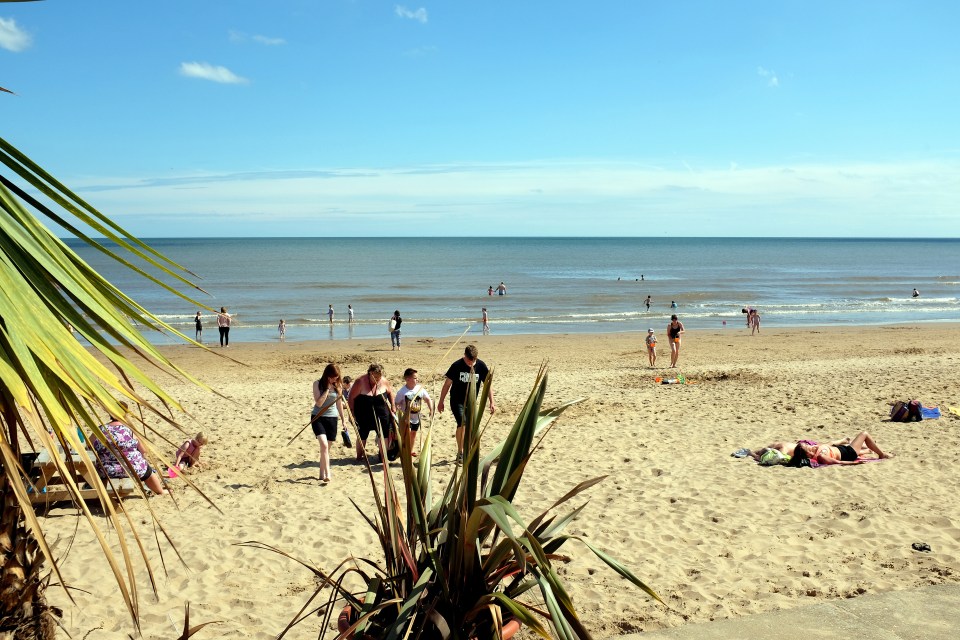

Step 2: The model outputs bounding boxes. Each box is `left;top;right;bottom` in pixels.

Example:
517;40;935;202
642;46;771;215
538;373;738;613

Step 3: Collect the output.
647;328;654;332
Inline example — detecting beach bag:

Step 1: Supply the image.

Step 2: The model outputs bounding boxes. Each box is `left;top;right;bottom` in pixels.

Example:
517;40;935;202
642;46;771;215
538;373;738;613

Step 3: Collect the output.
890;400;923;422
385;429;401;461
907;400;923;421
759;449;788;466
340;427;352;448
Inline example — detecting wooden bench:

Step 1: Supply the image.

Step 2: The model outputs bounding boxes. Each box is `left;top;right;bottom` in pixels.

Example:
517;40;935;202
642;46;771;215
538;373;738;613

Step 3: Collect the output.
30;449;137;505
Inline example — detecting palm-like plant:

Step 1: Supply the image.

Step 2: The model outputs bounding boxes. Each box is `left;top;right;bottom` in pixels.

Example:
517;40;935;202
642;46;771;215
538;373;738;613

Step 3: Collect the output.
0;129;215;638
249;366;662;639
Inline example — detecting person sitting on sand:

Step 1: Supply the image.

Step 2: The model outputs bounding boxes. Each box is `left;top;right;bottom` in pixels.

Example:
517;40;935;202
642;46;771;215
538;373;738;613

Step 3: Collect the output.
788;431;892;467
175;432;208;470
92;403;168;495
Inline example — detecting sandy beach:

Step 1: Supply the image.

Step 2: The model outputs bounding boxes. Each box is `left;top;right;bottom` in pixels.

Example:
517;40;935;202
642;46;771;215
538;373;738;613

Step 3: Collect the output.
40;324;960;638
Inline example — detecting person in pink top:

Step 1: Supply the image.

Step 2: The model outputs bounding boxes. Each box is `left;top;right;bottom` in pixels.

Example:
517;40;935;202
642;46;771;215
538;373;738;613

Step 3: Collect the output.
217;307;233;347
175;432;208;470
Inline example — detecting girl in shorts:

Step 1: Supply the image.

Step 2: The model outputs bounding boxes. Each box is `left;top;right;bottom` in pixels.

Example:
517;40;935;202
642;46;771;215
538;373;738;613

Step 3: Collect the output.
311;363;345;483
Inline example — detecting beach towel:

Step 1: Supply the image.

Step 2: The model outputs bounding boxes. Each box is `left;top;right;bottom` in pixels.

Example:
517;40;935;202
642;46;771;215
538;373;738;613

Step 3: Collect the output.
921;406;941;420
948;406;960;418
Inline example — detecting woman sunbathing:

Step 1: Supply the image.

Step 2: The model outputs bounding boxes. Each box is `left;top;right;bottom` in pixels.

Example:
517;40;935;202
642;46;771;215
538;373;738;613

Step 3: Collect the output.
789;431;893;467
748;436;867;461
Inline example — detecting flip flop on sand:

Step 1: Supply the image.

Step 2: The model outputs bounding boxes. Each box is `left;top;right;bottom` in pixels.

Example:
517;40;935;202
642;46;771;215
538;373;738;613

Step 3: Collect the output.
731;448;751;458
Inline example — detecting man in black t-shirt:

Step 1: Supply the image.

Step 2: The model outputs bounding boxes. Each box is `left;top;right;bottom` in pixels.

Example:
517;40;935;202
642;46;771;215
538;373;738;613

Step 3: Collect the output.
437;344;496;464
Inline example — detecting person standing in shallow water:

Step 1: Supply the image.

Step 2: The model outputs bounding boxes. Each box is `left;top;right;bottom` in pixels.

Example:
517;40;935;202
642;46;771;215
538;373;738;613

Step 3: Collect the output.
217;307;232;347
667;314;684;368
482;307;489;335
194;311;203;342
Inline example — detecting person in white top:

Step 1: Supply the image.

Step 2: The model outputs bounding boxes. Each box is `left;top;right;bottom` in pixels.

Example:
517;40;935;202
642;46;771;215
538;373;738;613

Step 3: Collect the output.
348;304;355;322
394;368;434;455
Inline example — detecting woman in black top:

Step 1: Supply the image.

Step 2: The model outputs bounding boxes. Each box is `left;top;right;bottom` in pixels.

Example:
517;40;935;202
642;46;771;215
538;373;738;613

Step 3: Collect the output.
390;310;403;351
667;314;684;368
348;364;395;460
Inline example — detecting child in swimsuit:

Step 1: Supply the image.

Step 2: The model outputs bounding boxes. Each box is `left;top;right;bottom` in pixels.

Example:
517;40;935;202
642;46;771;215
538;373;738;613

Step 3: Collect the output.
645;329;657;367
175;432;208;470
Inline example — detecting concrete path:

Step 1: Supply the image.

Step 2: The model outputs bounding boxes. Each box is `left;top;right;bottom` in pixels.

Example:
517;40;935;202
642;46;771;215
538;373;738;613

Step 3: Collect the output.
618;584;959;640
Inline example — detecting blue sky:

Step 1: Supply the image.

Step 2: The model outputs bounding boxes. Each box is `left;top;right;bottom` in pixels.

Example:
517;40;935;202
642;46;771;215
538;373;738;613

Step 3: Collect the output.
2;1;958;237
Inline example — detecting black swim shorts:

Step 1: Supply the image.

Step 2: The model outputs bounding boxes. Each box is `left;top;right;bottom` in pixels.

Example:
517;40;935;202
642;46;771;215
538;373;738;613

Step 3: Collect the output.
837;444;858;462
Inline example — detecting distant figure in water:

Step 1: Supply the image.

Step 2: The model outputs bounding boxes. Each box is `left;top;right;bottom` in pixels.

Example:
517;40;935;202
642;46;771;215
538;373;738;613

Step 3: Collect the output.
912;288;920;298
278;319;286;341
671;301;677;309
645;296;652;311
641;275;644;281
482;307;489;335
488;285;494;296
497;282;507;296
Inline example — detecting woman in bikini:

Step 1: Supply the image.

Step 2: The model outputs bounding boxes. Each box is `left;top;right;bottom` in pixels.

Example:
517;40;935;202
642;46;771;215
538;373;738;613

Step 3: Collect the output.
667;314;684;368
789;431;893;467
347;364;395;462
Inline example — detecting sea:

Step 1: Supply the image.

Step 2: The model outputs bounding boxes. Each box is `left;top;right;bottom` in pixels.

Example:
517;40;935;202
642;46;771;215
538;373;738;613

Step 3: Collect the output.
67;238;960;345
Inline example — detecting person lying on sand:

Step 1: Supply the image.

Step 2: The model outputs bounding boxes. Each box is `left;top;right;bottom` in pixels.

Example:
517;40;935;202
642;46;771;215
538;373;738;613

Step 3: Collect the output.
747;436;866;461
788;431;893;467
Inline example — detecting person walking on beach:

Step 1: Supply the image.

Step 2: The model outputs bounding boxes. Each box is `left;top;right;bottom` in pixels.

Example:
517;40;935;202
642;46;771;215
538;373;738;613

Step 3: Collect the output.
348;304;355;322
645;328;657;367
482;307;489;335
194;311;203;342
437;345;495;465
328;304;334;324
667;314;684;368
644;296;652;312
311;363;346;483
278;319;286;341
348;364;395;462
389;310;402;350
217;307;232;347
750;310;760;335
394;368;434;455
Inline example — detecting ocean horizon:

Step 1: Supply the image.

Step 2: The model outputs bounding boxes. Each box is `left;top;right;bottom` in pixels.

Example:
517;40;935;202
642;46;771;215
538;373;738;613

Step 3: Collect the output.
67;237;960;345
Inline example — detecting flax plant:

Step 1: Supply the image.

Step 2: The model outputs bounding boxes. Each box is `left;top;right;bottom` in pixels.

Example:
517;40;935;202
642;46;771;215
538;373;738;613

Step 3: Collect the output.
248;365;662;639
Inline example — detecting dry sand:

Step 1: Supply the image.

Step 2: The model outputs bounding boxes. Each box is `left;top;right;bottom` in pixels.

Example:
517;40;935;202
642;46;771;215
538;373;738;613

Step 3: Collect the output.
39;324;960;638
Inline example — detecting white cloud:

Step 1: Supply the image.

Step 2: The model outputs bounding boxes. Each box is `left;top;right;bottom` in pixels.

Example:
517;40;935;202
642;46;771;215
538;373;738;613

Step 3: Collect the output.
757;66;779;87
253;34;286;46
395;5;428;24
179;62;249;84
0;17;31;52
230;30;286;46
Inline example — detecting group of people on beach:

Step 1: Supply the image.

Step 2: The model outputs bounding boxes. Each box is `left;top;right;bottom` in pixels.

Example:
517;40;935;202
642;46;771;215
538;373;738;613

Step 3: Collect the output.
193;308;235;347
307;345;495;483
644;314;686;368
84;401;208;498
